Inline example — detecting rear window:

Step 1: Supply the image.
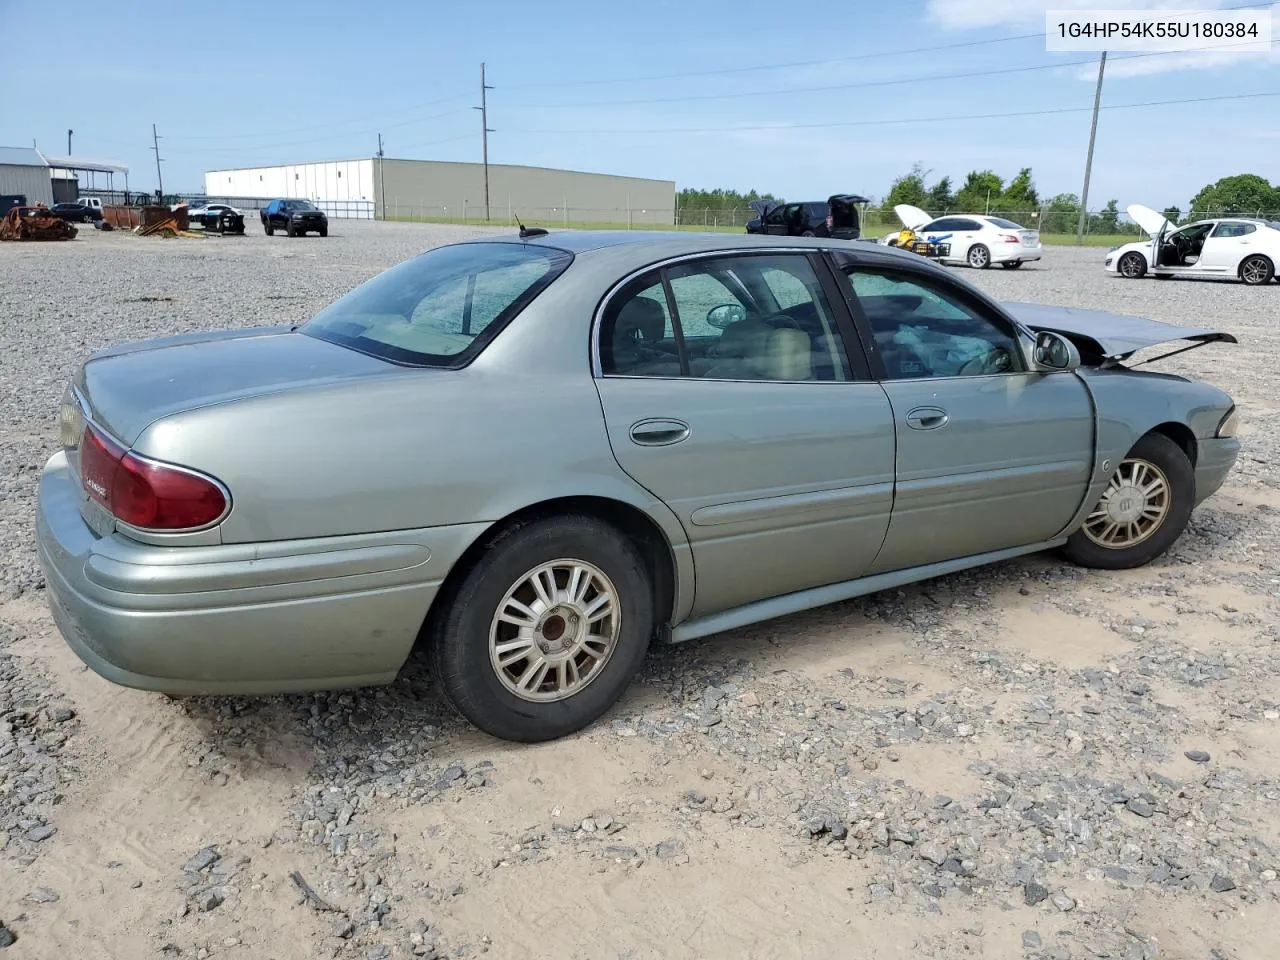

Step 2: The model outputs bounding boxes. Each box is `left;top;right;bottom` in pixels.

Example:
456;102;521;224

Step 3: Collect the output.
302;241;573;366
986;217;1024;230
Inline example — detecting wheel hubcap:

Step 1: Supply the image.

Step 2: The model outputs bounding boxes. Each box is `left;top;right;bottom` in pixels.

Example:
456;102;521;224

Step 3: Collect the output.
489;559;620;703
1082;458;1171;549
971;248;987;267
1121;255;1141;277
1243;258;1267;283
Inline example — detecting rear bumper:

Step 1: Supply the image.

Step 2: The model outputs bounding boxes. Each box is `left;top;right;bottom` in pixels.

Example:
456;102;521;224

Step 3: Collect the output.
993;242;1042;263
35;451;484;695
1194;436;1240;506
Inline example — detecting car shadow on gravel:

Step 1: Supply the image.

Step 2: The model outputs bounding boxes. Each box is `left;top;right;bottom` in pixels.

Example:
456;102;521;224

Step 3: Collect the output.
170;512;1243;779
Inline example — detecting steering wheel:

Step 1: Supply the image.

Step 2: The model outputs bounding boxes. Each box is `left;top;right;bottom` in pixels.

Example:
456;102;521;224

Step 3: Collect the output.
957;348;1012;376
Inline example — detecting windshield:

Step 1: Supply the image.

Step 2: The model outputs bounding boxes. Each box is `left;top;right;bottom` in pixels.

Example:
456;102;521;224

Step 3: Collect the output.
302;241;573;366
986;217;1024;230
283;199;316;211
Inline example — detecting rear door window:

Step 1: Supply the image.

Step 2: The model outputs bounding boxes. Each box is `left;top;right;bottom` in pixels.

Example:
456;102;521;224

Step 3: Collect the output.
303;242;572;366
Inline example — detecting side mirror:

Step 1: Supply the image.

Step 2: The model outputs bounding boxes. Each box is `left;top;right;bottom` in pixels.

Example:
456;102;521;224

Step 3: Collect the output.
707;304;746;329
1032;330;1080;372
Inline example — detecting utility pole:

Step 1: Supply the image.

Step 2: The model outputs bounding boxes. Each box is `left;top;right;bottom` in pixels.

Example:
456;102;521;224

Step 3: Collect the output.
377;132;385;221
151;123;165;199
67;129;73;154
1076;50;1107;245
474;62;494;221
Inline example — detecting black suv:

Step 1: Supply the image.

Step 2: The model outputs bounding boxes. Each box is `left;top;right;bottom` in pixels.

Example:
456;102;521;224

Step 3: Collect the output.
745;194;867;239
261;198;328;237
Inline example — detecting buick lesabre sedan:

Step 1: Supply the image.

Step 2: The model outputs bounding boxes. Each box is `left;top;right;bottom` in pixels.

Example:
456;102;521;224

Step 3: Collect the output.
37;230;1241;742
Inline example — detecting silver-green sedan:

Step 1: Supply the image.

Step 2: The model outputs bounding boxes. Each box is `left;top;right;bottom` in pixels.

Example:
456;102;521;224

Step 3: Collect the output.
36;230;1241;742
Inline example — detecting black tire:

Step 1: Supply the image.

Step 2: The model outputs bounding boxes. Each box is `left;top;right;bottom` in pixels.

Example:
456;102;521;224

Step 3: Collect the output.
1001;260;1024;270
430;514;655;742
1062;432;1194;571
264;221;274;236
1239;254;1274;286
81;212;91;223
801;230;815;237
967;244;991;269
1118;251;1147;279
319;226;328;237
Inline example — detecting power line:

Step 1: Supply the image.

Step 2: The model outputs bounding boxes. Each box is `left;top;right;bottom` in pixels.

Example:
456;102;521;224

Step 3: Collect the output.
504;31;1045;91
161;94;474;142
507;39;1276;110
500;89;1280;136
160;109;472;155
497;0;1276;92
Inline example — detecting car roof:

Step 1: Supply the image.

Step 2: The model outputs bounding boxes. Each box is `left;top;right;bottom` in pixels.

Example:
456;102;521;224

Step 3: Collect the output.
469;228;945;270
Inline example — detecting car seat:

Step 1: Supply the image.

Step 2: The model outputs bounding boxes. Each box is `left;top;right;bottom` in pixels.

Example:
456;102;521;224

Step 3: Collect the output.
703;318;812;380
608;297;680;375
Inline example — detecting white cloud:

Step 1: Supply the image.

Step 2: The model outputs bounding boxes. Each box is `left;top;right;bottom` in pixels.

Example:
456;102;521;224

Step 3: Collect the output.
1078;46;1280;77
925;0;1273;77
925;0;1231;30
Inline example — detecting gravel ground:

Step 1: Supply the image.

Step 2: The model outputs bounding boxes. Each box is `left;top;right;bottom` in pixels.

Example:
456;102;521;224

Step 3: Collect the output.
1;221;1278;959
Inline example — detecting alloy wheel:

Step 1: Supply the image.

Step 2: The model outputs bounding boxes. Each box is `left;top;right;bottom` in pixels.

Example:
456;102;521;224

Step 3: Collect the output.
488;558;621;703
1082;458;1171;549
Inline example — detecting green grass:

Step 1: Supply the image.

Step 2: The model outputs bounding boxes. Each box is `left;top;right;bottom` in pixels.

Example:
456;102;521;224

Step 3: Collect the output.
383;214;1141;247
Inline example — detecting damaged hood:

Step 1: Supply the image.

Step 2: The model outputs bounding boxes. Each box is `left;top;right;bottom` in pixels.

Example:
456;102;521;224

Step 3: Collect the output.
1002;302;1237;360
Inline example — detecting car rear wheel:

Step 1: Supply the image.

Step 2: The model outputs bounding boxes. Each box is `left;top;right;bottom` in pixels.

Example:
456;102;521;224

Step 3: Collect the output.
264;221;273;236
1240;254;1274;286
1118;252;1147;279
1062;432;1194;571
967;244;991;269
430;515;654;742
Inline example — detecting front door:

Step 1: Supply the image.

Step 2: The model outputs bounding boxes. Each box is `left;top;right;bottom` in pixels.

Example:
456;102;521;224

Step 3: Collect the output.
593;251;896;618
829;256;1096;573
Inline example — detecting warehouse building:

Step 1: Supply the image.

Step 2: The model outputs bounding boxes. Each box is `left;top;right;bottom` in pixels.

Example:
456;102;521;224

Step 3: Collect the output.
204;157;676;225
0;146;56;209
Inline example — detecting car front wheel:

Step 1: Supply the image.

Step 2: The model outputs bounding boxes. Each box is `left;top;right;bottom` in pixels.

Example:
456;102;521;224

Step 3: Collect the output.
967;244;991;269
430;515;655;742
264;221;273;235
1062;432;1194;571
1118;252;1147;278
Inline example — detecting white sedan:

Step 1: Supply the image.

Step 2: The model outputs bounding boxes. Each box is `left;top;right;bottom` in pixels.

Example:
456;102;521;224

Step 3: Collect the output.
1105;204;1280;285
881;204;1043;270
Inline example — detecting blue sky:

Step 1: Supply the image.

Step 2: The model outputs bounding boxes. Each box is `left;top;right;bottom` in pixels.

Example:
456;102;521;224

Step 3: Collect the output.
2;0;1276;211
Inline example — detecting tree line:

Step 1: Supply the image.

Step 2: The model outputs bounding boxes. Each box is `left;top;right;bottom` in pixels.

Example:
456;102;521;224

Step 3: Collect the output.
676;171;1280;233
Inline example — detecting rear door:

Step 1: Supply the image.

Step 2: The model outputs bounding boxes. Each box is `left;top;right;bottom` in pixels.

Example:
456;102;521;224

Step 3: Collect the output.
1198;221;1257;273
828;252;1096;573
762;204;797;236
593;250;895;618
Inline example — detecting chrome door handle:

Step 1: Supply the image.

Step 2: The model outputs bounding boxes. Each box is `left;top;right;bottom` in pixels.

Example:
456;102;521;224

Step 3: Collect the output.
629;418;690;446
905;406;949;430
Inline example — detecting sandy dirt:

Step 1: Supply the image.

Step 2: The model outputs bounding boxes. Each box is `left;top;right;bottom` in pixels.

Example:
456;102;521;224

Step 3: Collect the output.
1;224;1277;960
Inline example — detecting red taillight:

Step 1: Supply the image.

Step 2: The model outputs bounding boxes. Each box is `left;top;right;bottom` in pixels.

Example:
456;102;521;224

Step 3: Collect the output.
999;233;1020;243
79;424;228;531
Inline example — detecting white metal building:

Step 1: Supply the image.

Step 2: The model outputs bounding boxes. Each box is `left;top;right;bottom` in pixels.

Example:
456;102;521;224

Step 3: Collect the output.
204;157;676;224
206;159;376;219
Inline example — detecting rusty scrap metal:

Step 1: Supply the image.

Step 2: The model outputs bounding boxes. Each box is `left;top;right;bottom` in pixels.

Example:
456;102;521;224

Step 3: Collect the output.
102;205;141;230
0;206;78;241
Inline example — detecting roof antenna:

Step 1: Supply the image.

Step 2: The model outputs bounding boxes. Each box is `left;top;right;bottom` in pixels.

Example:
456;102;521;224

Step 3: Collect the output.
513;210;547;239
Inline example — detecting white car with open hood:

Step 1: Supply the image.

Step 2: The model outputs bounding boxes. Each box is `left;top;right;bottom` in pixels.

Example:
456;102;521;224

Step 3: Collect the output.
881;204;1043;270
1105;204;1280;285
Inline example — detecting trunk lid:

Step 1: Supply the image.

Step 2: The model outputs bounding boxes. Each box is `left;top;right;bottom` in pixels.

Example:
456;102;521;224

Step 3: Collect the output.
76;326;396;445
1018;230;1039;246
